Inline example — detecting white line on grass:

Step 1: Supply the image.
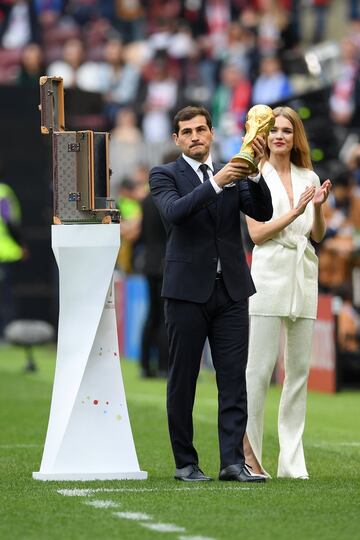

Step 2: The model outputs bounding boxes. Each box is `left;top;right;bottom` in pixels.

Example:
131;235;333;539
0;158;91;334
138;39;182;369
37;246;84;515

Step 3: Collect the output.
58;489;103;497
0;444;41;448
84;500;120;509
58;489;220;539
337;442;360;447
179;536;218;540
57;486;251;497
140;523;186;533
309;441;360;448
113;511;153;521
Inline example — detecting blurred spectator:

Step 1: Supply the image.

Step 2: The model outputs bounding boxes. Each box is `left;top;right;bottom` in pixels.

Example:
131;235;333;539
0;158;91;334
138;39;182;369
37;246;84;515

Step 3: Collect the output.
146;1;181;35
256;0;288;56
214;114;243;163
63;0;112;25
47;37;85;88
329;37;359;127
38;9;81;65
212;61;251;131
146;16;173;55
346;143;360;188
0;0;39;49
116;169;147;274
112;0;145;43
180;46;213;108
239;4;259;36
219;21;256;79
137;54;179;143
139;175;169;378
204;0;232;60
252;54;293;105
179;0;207;36
110;106;144;188
188;34;218;103
167;20;194;63
99;38;141;121
211;61;251;161
310;0;331;44
318;169;355;291
0;163;26;337
347;17;360;52
82;16;113;62
349;0;360;20
323;169;354;238
34;0;65;20
280;0;301;51
336;285;360;354
15;42;45;87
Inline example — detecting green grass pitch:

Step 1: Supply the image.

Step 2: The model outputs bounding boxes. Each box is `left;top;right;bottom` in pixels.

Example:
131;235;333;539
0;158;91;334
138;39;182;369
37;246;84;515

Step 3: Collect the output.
0;344;359;540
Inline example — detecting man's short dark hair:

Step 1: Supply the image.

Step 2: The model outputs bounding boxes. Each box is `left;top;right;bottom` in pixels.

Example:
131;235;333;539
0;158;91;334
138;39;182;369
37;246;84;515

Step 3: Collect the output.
173;106;212;135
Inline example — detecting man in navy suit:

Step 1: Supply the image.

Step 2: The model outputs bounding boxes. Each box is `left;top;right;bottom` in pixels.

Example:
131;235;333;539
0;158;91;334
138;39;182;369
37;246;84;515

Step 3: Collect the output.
150;106;273;482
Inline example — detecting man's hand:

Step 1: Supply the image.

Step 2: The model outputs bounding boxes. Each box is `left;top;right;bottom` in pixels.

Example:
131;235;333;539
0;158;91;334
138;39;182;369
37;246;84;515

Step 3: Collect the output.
212;135;266;188
213;161;252;187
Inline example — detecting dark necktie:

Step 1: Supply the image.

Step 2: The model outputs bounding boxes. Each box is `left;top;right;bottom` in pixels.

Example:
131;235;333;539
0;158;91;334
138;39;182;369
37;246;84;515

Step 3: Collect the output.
199;163;210;182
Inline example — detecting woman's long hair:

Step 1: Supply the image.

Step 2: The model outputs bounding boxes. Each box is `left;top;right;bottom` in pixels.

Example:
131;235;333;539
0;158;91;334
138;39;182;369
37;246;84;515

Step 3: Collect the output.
264;106;313;170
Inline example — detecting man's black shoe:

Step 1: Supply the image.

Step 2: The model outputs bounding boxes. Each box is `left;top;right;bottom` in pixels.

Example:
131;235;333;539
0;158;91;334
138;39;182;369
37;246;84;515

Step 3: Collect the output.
174;464;212;482
219;463;266;483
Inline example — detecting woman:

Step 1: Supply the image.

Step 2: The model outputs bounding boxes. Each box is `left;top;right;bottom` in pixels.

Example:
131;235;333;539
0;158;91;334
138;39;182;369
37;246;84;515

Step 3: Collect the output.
244;106;332;479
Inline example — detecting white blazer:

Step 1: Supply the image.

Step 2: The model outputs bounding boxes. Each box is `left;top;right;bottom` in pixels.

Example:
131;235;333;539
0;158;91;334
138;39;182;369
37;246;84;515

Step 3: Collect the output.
249;161;320;320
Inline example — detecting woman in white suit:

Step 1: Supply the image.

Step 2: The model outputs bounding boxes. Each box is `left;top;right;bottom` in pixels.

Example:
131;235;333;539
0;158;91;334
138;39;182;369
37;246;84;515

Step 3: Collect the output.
244;106;332;479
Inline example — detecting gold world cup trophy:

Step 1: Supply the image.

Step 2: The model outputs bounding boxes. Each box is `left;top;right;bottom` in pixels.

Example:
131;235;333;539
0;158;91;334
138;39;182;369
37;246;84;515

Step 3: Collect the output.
231;104;275;174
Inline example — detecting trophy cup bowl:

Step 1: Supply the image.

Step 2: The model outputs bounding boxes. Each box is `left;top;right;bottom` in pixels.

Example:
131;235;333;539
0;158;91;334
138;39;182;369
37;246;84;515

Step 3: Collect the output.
231;104;275;174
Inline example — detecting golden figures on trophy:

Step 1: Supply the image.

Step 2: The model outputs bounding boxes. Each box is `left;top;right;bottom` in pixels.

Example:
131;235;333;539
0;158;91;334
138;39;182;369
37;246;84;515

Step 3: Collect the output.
231;104;275;174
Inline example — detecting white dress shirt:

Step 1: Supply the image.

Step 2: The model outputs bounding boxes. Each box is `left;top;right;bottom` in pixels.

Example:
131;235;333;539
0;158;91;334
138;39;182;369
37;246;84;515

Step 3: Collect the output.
181;153;261;274
182;153;260;191
182;153;221;192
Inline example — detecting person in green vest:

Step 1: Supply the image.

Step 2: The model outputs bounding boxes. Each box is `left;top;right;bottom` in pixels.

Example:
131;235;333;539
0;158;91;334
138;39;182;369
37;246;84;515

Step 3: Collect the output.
116;173;147;274
0;169;25;337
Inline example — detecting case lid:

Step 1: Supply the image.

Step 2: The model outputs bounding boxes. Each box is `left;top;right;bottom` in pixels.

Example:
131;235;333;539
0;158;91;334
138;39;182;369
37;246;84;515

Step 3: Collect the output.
39;76;65;134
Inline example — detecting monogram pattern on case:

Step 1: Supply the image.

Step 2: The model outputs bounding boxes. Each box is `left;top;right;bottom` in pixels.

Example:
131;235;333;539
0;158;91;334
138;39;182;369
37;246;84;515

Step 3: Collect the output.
54;133;103;223
56;133;78;221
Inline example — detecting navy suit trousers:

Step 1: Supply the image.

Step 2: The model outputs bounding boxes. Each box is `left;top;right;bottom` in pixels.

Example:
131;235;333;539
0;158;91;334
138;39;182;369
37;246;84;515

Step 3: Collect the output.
164;276;249;470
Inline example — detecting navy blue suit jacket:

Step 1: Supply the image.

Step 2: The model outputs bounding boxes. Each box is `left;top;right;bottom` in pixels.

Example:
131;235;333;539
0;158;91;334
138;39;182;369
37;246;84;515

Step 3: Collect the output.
149;156;273;302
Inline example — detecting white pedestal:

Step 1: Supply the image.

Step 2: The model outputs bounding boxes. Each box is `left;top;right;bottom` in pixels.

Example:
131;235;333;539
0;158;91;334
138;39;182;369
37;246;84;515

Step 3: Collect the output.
33;224;147;481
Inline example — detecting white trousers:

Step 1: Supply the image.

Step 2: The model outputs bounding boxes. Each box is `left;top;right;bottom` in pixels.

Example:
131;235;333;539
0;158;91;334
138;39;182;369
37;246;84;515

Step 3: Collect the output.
246;315;314;478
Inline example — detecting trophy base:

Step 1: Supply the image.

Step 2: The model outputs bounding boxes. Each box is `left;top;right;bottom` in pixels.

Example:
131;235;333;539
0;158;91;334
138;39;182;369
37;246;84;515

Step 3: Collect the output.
230;152;258;175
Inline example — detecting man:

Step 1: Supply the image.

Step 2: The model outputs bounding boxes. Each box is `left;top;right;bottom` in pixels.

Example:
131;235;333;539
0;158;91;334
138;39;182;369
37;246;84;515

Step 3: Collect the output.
150;106;273;482
139;185;168;378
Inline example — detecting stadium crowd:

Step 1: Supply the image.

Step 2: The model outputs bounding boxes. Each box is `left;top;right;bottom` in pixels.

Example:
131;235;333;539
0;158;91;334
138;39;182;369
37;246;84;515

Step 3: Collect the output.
1;0;360;373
